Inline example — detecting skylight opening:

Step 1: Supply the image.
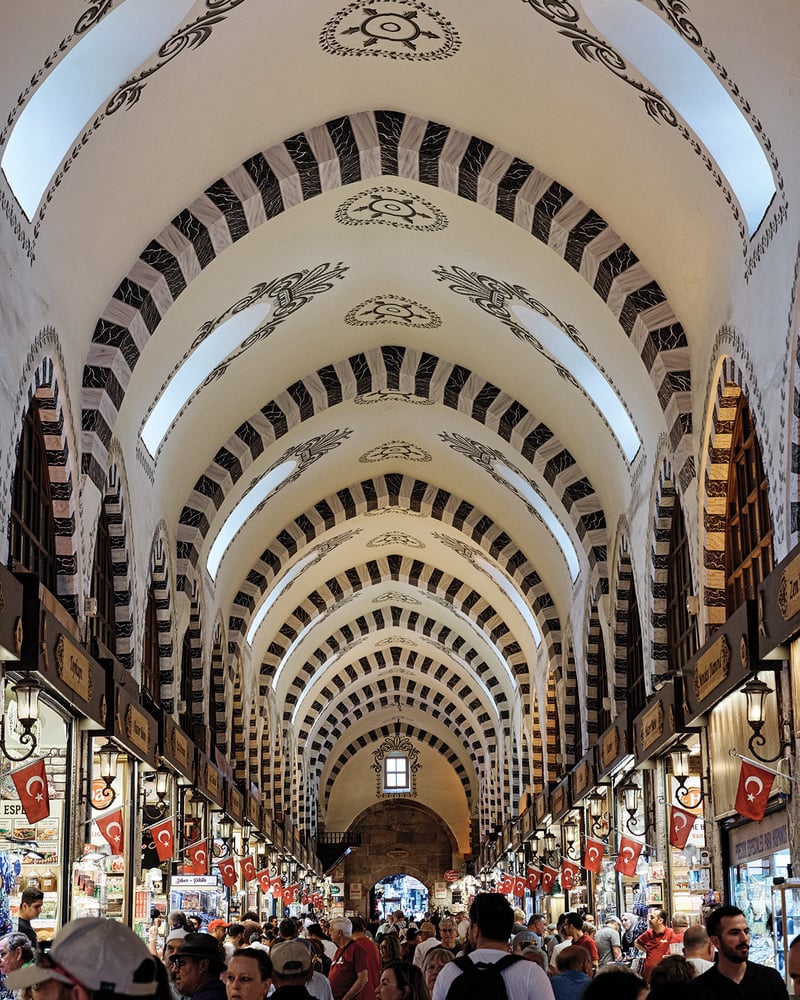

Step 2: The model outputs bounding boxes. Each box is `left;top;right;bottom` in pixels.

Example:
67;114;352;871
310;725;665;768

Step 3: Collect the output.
248;549;319;648
512;304;641;464
477;555;543;648
1;0;195;220
206;459;299;581
582;0;775;235
141;303;272;456
494;459;581;582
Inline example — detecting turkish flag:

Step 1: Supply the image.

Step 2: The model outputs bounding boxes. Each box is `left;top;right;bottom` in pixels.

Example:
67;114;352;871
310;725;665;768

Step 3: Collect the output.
541;865;558;893
283;883;297;904
513;877;526;898
668;806;697;849
11;758;50;824
218;856;238;887
240;856;257;882
96;808;125;855
270;876;284;896
256;869;271;893
526;867;541;892
735;759;775;822
150;818;175;861
560;860;580;890
500;873;514;894
186;841;208;875
583;838;605;874
615;836;643;877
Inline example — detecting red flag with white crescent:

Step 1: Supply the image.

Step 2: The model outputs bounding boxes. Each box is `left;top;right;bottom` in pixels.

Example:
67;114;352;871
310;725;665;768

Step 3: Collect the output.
270;876;284;896
734;759;775;822
526;866;541;892
540;866;558;893
560;860;580;890
218;855;238;887
583;837;605;874
668;805;697;849
615;836;643;877
282;883;298;904
150;817;175;861
256;869;271;893
513;876;526;898
186;841;208;875
240;855;257;882
96;808;125;855
500;872;514;894
11;757;50;824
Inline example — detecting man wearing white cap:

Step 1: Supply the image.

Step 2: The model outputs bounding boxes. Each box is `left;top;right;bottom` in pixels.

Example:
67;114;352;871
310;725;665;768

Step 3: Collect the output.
7;918;161;1000
269;942;314;999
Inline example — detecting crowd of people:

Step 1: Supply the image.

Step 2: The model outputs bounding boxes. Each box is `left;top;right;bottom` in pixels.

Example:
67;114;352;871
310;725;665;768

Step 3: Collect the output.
0;897;798;1000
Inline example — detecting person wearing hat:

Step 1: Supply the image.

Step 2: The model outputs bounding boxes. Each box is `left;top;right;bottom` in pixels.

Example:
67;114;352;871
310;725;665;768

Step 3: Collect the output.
171;933;227;1000
7;918;162;1000
208;923;233;962
411;924;437;970
269;942;314;999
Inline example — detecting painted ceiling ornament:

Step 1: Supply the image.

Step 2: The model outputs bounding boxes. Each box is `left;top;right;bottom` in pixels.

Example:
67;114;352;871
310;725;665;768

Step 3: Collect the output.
372;591;422;605
364;505;425;517
432;530;482;565
376;635;418;646
345;295;441;329
355;389;434;407
320;1;460;61
367;531;425;549
359;441;432;463
335;185;448;231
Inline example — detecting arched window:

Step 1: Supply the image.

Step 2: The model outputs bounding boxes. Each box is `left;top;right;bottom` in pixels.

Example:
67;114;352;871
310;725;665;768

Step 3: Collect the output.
725;396;773;613
142;585;161;706
595;637;611;735
666;501;697;672
90;506;117;654
179;631;194;735
9;403;57;594
626;587;646;720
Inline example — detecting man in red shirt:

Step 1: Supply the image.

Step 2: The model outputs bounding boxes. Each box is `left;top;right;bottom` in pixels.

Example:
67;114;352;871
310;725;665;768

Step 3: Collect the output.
635;907;680;982
562;913;598;967
328;918;369;1000
350;916;380;1000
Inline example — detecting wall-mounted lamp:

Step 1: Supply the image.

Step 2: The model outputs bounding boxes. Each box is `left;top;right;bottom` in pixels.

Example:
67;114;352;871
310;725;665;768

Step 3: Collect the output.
587;791;608;839
144;766;171;815
562;818;580;861
543;832;560;867
92;740;120;809
742;677;791;763
217;816;234;850
0;677;41;762
668;741;705;808
618;777;642;835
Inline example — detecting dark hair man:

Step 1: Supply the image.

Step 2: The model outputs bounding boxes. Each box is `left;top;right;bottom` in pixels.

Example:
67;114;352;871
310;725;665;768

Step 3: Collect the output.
688;906;789;999
17;887;43;949
431;893;554;1000
634;907;679;983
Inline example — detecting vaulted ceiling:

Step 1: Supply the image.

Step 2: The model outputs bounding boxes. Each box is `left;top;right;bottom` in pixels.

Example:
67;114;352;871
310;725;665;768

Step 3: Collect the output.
3;0;795;853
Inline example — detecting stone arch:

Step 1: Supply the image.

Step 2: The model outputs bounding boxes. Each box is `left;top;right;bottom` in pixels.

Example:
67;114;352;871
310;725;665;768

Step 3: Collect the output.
10;348;81;618
209;620;226;754
80;112;692;490
96;450;134;669
585;596;608;737
146;526;175;707
702;358;775;638
611;533;638;706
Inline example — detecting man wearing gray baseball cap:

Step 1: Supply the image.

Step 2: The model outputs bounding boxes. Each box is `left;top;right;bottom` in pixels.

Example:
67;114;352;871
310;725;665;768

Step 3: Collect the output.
7;918;163;1000
268;941;314;998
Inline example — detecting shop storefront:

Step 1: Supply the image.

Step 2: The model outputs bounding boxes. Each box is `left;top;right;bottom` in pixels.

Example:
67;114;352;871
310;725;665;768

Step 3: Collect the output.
593;711;629;924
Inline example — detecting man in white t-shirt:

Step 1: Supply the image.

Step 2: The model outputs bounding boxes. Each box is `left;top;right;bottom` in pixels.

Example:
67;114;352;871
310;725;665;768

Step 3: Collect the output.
432;894;554;1000
683;923;715;975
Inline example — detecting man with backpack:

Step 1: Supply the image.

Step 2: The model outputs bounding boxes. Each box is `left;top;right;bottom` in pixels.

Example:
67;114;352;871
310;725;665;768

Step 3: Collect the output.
431;893;555;1000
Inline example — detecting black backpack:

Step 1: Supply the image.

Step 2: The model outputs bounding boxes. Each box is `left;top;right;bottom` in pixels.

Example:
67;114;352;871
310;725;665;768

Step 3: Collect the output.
444;954;523;1000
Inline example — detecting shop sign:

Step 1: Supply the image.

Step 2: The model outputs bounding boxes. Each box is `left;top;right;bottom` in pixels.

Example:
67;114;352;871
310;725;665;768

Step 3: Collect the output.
170;727;192;775
125;704;151;756
171;875;219;888
570;749;595;803
34;610;106;727
329;882;344;896
597;712;627;777
534;789;550;824
55;634;93;702
728;808;789;865
758;542;800;657
247;795;261;828
227;785;244;824
0;565;23;661
551;776;570;821
632;681;683;765
684;600;758;725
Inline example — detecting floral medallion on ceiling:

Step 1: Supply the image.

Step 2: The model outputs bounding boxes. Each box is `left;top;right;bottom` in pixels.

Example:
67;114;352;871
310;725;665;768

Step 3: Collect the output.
320;1;460;60
359;442;432;463
345;295;441;328
355;390;433;407
335;185;448;231
373;592;422;604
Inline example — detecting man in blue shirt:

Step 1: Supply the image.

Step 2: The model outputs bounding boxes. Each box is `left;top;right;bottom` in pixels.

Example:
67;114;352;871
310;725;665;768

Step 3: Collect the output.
550;947;592;1000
